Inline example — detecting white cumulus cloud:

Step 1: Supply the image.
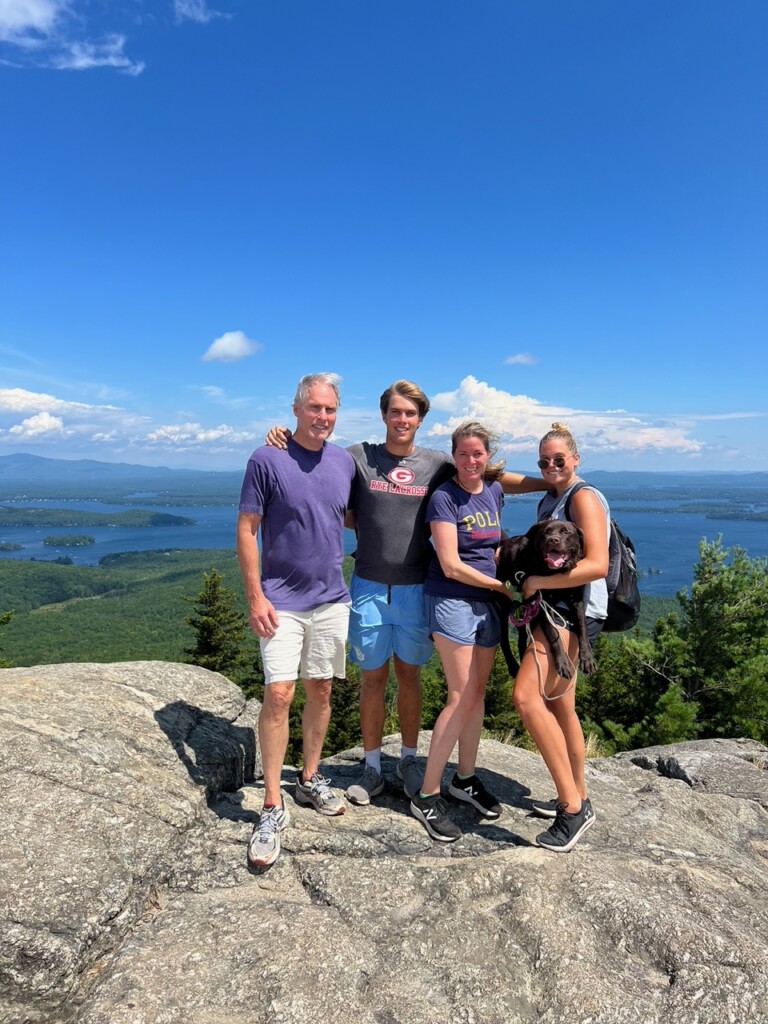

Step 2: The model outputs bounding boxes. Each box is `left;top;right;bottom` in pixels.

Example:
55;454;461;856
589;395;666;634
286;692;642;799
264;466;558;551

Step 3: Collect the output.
202;331;262;364
8;411;66;438
426;376;705;457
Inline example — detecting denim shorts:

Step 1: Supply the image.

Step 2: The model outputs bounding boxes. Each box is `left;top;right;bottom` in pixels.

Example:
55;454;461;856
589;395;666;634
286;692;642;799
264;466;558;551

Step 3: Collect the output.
425;594;500;648
348;575;434;669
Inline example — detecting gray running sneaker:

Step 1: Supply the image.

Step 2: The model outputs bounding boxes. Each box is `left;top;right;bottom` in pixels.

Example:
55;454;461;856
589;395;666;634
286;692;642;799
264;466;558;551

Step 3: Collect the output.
396;755;423;799
346;764;385;806
248;801;290;868
294;772;345;816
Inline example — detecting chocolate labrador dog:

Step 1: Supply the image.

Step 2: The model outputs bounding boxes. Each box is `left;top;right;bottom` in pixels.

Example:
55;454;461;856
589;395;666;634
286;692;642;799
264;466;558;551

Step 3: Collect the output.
496;520;595;679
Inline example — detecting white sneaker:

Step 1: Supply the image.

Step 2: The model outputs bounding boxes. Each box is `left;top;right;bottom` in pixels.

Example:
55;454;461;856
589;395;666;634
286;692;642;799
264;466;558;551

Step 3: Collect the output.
248;801;290;868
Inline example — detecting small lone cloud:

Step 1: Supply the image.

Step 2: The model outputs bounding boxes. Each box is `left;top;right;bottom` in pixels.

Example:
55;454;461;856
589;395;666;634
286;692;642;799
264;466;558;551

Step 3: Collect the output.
174;0;227;24
504;353;537;366
202;331;262;364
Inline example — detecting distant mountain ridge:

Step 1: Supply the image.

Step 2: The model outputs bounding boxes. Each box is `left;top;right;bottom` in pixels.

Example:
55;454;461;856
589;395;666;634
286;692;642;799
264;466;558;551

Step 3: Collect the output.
1;453;766;502
0;453;243;502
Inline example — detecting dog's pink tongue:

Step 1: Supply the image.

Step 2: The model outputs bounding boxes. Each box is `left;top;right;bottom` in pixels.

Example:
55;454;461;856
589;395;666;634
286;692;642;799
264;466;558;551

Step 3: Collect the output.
545;553;566;569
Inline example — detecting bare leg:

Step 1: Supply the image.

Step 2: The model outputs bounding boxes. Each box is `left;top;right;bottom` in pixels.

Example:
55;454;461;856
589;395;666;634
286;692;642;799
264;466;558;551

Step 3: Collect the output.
456;646;495;775
259;680;295;806
513;625;583;813
359;662;389;751
549;687;587;799
300;677;332;780
421;638;490;796
393;654;422;749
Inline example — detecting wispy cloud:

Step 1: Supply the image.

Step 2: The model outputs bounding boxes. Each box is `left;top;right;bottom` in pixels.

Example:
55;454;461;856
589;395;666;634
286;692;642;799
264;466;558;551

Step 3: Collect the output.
145;421;257;449
174;0;227;25
0;0;143;73
504;353;537;366
202;330;262;363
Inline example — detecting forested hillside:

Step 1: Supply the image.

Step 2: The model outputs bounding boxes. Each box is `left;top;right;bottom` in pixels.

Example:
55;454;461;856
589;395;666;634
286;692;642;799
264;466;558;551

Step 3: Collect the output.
1;542;765;762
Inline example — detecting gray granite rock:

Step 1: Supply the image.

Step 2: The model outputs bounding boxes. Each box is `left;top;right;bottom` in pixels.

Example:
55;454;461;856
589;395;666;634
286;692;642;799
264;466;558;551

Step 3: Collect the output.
2;662;767;1024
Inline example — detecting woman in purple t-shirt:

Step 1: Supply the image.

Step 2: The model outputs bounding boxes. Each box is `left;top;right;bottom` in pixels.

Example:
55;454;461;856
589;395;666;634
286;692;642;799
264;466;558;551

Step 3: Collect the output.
410;421;513;843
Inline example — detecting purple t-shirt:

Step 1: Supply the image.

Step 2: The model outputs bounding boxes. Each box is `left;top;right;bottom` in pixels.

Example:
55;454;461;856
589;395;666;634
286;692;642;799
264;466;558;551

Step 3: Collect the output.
238;438;355;612
424;479;504;601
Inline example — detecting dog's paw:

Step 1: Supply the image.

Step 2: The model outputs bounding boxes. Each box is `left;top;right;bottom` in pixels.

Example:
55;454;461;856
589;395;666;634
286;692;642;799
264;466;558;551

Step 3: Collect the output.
554;655;573;679
579;653;596;675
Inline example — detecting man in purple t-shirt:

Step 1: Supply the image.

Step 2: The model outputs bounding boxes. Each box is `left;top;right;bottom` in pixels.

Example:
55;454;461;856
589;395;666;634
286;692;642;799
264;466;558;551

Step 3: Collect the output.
237;372;355;868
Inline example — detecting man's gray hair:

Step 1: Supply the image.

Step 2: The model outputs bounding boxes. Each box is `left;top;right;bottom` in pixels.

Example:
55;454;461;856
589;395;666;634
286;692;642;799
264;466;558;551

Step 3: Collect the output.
293;372;343;407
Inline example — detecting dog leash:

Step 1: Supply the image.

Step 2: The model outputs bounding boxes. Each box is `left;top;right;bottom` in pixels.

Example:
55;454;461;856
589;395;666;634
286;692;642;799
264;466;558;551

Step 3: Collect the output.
507;577;577;700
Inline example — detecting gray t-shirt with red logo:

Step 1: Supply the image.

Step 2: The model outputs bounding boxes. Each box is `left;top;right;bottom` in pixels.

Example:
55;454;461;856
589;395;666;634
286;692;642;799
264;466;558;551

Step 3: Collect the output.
346;442;453;586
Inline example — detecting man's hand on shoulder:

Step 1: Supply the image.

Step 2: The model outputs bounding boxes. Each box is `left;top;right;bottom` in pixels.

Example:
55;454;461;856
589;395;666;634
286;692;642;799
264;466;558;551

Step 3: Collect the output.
265;425;291;449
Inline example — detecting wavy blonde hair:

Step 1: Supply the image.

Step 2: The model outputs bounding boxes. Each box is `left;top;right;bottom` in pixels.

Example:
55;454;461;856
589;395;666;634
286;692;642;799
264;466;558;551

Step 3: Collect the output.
451;420;505;482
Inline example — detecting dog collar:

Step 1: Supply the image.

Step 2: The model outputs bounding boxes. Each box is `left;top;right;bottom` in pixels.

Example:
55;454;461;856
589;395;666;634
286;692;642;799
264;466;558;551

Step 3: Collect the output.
508;591;541;628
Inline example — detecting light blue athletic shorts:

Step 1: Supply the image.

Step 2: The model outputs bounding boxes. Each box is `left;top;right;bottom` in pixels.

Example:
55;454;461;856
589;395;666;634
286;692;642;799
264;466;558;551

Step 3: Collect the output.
348;574;434;669
425;594;500;648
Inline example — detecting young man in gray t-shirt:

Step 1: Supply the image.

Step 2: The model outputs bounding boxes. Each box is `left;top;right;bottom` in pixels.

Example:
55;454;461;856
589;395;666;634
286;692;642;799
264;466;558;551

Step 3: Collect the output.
344;380;547;806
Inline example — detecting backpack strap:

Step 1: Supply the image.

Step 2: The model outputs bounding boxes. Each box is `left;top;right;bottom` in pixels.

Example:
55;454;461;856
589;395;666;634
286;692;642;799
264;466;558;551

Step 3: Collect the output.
561;481;589;522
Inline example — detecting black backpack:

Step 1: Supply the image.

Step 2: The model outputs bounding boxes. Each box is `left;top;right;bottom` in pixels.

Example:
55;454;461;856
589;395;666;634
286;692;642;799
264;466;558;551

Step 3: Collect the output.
560;482;641;632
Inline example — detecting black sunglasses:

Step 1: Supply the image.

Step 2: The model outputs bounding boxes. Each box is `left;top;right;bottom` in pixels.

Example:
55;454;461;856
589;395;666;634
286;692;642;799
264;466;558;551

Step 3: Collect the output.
537;456;568;469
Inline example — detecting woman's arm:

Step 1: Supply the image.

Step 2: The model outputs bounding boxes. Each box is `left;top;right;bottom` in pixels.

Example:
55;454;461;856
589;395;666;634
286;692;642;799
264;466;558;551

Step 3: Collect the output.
431;521;510;596
499;471;549;495
521;489;609;599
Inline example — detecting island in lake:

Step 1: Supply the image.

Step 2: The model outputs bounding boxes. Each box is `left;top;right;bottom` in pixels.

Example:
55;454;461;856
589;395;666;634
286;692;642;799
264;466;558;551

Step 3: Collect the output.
43;535;96;547
0;508;196;528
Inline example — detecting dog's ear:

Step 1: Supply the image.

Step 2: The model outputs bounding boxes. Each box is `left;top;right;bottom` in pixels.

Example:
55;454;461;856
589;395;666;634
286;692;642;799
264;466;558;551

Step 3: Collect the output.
497;534;529;580
525;522;540;543
573;525;585;560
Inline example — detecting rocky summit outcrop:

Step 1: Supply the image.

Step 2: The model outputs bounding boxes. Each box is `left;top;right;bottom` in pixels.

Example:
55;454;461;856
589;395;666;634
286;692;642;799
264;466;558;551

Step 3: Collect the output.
1;663;767;1024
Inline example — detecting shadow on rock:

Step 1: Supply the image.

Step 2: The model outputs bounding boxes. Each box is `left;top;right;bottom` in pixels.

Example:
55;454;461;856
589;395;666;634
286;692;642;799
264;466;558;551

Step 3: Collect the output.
154;699;257;813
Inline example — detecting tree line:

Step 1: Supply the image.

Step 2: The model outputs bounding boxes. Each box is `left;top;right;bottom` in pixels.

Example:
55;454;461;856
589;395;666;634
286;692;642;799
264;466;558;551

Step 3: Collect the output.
178;538;768;764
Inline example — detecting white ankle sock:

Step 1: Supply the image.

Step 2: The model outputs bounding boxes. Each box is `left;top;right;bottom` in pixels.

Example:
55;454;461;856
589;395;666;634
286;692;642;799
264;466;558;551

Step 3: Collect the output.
364;748;381;773
400;745;417;761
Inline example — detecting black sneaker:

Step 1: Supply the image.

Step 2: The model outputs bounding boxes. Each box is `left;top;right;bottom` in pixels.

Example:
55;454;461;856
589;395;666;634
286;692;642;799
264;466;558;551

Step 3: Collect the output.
410;792;462;843
536;799;595;853
448;773;502;820
532;796;591;819
530;797;559;819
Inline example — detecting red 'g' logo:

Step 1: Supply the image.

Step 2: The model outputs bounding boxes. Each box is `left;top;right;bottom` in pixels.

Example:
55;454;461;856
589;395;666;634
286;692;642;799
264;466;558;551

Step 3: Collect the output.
388;467;415;485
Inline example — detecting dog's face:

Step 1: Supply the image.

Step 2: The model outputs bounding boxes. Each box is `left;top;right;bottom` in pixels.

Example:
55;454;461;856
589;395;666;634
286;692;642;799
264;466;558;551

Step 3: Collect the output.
496;519;583;584
532;520;583;571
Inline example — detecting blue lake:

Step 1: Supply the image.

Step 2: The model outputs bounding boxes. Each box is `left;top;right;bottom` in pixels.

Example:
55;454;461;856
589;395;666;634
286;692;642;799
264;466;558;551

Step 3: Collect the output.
0;497;766;597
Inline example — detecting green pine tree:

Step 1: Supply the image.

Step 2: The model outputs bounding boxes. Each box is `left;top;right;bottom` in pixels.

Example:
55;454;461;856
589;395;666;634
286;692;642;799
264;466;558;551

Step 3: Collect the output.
182;569;251;684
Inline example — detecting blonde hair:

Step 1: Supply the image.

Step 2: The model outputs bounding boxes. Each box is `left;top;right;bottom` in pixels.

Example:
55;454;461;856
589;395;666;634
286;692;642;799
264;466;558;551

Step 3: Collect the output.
379;380;430;419
451;420;505;482
540;421;578;456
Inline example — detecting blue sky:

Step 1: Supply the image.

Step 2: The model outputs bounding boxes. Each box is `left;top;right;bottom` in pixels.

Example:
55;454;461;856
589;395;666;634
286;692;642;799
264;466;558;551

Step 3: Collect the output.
1;0;766;473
